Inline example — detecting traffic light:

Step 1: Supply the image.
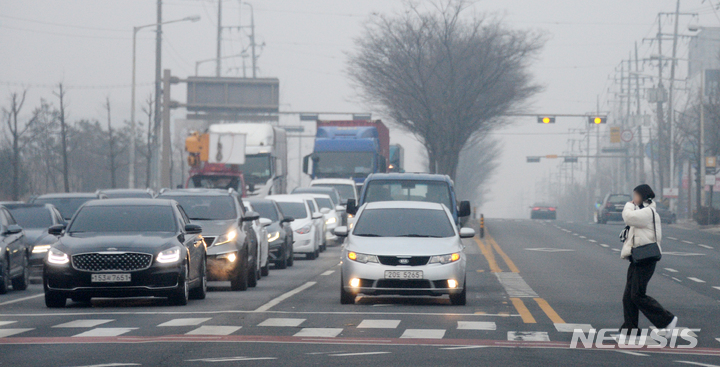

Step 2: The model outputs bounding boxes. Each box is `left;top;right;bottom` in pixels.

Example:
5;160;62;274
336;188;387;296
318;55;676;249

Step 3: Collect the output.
527;156;541;163
588;116;607;124
537;116;556;124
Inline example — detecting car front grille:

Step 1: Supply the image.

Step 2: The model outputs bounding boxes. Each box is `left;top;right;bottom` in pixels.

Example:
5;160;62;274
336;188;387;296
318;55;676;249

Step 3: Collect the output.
375;279;432;289
72;252;153;272
377;256;430;266
203;237;216;246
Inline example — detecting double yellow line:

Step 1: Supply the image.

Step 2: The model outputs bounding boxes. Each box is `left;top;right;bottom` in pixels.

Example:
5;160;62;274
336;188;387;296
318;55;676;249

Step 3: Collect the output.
475;230;565;325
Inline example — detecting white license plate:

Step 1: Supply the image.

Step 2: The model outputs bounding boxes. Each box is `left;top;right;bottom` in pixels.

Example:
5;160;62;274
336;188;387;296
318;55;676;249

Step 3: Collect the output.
384;270;423;280
91;273;131;283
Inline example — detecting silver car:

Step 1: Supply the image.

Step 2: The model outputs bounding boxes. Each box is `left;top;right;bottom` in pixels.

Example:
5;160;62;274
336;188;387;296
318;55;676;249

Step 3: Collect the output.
335;201;475;305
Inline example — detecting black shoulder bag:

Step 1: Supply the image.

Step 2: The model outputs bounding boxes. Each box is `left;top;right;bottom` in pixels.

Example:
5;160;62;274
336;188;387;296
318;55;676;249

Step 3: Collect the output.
631;208;662;264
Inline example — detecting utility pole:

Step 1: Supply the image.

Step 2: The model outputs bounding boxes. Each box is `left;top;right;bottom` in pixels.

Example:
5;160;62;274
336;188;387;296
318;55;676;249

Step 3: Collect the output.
635;42;646;184
654;16;666;197
153;0;163;189
161;69;173;188
246;1;257;78
216;0;222;77
668;0;680;211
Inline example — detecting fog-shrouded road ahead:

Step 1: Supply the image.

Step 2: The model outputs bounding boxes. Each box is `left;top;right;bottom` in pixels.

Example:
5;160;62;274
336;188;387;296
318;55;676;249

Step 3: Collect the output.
0;218;719;366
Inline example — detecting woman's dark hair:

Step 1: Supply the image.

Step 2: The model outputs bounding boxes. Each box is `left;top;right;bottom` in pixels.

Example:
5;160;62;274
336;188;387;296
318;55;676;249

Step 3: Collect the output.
633;184;655;202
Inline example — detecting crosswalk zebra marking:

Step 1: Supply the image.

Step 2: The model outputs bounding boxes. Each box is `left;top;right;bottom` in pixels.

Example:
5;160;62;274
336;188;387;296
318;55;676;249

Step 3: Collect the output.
400;329;446;339
0;328;33;338
158;318;211;327
357;320;401;329
258;318;306;327
294;328;343;338
73;328;137;337
507;331;550;341
186;325;242;336
54;319;114;328
457;321;496;330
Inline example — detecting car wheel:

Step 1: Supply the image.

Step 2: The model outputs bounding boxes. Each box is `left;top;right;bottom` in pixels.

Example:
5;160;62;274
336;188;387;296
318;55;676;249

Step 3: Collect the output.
169;265;189;306
11;255;30;291
340;277;355;305
449;279;467;306
287;243;294;267
45;290;66;308
0;259;10;294
306;250;316;260
189;257;207;300
248;254;259;288
261;262;270;277
275;247;288;270
231;251;249;291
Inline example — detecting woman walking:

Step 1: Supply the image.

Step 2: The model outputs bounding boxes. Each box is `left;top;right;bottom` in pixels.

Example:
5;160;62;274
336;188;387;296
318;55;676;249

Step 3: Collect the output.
620;184;677;336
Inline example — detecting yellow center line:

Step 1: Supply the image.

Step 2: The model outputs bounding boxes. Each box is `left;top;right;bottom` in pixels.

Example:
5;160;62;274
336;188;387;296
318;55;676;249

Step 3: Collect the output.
510;298;536;323
534;298;566;324
474;237;502;273
487;234;520;273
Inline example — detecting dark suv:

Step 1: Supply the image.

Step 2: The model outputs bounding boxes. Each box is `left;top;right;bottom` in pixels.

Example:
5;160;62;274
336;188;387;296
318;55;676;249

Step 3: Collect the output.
30;192;108;221
596;193;632;224
157;189;260;291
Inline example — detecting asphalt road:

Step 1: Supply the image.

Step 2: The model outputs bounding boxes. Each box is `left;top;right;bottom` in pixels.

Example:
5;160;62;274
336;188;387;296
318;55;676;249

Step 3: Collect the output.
0;218;719;366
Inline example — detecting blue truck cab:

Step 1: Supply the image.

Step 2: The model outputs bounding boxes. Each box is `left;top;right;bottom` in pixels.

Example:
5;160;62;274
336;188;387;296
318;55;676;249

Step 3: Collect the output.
346;173;471;225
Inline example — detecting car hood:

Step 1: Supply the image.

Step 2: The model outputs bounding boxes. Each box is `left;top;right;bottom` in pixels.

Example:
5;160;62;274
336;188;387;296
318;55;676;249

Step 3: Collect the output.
25;228;57;246
56;233;179;254
191;219;236;237
290;218;312;230
265;222;283;234
346;235;462;256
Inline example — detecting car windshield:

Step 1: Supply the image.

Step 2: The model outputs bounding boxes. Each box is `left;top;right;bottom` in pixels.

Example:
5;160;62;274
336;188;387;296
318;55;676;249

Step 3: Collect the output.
250;201;279;221
161;195;237;221
314;197;333;210
33;197;93;220
103;192;153;199
276;202;308;219
68;206;176;233
7;207;53;228
363;180;453;210
187;175;242;192
352;208;455;238
313;184;356;203
314;152;374;178
235;154;272;185
608;195;631;204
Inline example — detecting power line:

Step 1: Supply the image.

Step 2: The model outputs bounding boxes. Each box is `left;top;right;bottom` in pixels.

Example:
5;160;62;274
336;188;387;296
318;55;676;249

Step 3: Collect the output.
0;81;154;89
0;14;127;32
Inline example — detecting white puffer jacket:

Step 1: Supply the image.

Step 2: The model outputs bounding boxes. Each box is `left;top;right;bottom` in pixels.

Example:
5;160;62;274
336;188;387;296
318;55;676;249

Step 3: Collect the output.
620;201;662;259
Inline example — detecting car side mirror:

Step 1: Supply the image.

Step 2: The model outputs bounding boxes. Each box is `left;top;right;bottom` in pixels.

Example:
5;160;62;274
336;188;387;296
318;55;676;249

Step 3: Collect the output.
346;199;357;215
320;208;331;214
459;227;476;238
281;216;294;223
312;212;323;220
458;201;471;217
4;224;22;235
259;218;272;227
333;226;349;237
243;211;260;222
184;223;202;234
48;224;66;236
335;205;345;212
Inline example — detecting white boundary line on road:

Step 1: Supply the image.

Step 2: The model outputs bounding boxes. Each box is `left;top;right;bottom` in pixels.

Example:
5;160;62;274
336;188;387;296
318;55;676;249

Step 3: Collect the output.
254;281;317;312
0;293;44;306
0;310;520;318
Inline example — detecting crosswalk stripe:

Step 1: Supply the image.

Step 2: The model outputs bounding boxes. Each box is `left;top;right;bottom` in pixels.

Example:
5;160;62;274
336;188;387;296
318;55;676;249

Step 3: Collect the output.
294;328;343;338
186;326;242;336
329;352;390;357
53;319;114;328
73;328;137;337
357;320;400;329
400;329;446;339
258;318;305;327
554;323;592;332
0;328;33;338
457;321;496;330
507;331;549;341
158;318;211;327
0;321;17;327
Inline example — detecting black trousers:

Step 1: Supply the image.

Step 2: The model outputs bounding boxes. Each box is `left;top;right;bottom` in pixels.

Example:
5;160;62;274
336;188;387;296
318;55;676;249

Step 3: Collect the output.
621;260;675;332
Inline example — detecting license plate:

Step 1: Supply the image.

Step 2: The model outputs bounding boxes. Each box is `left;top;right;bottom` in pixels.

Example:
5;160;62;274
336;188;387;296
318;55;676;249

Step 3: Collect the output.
384;270;423;279
91;273;131;283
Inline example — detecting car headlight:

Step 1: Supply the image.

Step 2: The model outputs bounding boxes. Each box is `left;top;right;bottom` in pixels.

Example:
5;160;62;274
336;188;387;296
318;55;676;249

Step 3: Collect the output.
47;248;69;265
347;213;354;219
218;251;237;262
347;251;379;264
33;244;52;254
215;230;238;246
157;247;182;264
295;224;312;235
325;217;337;225
267;231;280;242
429;253;461;264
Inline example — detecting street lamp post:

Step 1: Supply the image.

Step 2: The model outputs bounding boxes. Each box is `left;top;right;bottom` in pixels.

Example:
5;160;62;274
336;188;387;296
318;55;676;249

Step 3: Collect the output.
129;15;199;189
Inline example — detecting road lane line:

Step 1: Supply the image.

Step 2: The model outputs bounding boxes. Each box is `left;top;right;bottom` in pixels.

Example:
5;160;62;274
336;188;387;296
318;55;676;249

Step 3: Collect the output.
699;244;713;249
487;235;519;273
509;298;536;323
320;270;335;276
688;277;706;283
665;268;679;273
0;293;44;306
187;357;276;362
329;351;390;357
672;277;682;282
588;239;597;243
675;361;720;367
600;244;609;248
713;286;720;291
579;236;586;239
616;350;649;357
682;240;694;244
254;281;317;312
668;237;678;240
0;321;17;327
533;298;565;324
441;346;489;350
474;238;501;273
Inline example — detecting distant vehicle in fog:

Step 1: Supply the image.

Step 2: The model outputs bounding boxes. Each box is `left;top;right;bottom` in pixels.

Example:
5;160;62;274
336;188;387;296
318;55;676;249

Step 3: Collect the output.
245;198;295;269
595;193;632;224
310;178;358;205
530;203;556;220
267;195;323;260
3;203;64;275
655;202;677;224
97;188;155;199
0;205;29;294
30;192;108;221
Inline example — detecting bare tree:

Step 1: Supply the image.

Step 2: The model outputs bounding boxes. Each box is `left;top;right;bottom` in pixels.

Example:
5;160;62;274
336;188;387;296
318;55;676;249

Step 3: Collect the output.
104;97;119;188
53;83;70;192
348;1;543;179
140;94;154;189
2;90;30;200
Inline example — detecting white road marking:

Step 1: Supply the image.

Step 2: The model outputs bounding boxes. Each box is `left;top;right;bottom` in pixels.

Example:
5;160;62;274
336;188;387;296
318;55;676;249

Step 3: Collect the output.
0;293;44;306
0;328;33;337
495;273;538;298
699;244;714;249
441;346;489;350
320;270;335;276
186;326;242;336
54;319;115;328
507;331;549;341
615;350;649;357
554;323;592;333
400;329;446;339
611;249;621;252
294;328;343;338
0;310;516;318
524;248;575;253
0;321;17;327
357;319;400;329
158;318;211;327
664;268;679;273
588;239;597;243
663;252;705;256
672;277;682;282
600;244;609;248
713;286;720;291
255;281;317;312
73;328;137;337
329;352;390;357
258;318;305;327
186;357;277;362
668;237;678;240
687;277;706;283
579;236;586;239
457;321;496;330
682;240;694;244
675;361;720;367
572;233;579;236
66;364;141;367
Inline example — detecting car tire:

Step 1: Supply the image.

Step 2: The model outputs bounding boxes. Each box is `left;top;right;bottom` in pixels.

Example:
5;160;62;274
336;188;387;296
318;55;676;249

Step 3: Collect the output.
231;250;249;291
189;258;207;300
306;250;316;260
0;260;10;294
248;254;259;288
275;247;288;270
261;262;270;277
287;243;294;267
169;265;189;306
11;255;30;291
45;290;66;308
340;277;355;305
449;280;467;306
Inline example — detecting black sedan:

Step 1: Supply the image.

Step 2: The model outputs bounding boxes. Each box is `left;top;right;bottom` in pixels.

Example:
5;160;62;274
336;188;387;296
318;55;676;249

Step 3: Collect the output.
530;203;557;220
31;192;108;221
0;205;29;294
4;203;65;275
245;198;295;269
43;199;207;307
